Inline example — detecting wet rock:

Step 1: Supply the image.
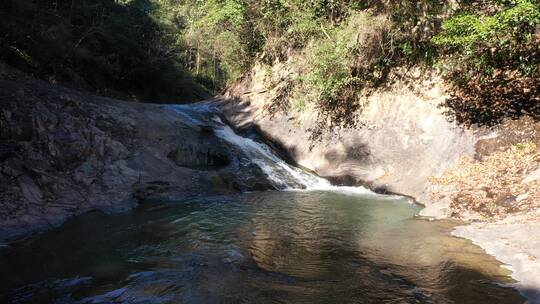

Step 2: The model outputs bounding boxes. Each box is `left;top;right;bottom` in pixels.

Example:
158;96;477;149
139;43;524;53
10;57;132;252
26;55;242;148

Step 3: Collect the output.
18;176;43;205
167;144;230;170
73;162;98;187
0;141;18;161
134;181;173;200
199;125;214;134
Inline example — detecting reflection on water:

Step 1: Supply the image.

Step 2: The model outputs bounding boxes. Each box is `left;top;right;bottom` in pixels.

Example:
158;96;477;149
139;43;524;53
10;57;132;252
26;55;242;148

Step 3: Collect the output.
0;191;524;303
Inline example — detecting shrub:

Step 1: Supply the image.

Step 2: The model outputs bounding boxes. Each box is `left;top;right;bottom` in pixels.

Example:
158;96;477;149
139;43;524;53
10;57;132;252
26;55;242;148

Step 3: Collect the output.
298;12;396;131
433;0;540;126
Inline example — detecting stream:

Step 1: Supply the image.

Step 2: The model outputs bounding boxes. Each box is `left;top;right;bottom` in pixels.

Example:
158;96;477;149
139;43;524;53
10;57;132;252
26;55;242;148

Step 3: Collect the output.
0;104;525;303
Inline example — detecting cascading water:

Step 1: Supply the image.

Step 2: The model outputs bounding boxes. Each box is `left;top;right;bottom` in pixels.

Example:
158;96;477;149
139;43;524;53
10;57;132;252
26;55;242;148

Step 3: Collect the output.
167;103;372;194
213;122;329;189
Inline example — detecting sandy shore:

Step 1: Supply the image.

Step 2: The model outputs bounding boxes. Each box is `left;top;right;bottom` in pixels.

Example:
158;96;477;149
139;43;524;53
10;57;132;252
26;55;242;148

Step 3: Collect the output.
453;210;540;303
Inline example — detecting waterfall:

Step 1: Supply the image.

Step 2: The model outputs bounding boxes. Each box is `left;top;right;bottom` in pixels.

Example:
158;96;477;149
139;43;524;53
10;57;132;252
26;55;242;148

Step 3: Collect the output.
213;122;330;189
167;103;373;194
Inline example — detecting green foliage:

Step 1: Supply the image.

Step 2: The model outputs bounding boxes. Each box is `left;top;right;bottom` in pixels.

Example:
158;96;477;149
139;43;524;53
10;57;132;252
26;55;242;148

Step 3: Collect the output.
250;1;325;62
433;1;540;49
432;0;540;126
304;14;364;105
0;0;209;102
433;0;540;73
295;12;399;130
175;0;256;88
4;0;535;129
195;0;246;28
0;0;449;104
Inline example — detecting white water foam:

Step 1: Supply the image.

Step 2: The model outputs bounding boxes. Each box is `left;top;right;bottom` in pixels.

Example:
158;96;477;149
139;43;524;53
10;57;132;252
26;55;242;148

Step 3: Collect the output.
213;121;383;196
214;123;331;189
168;103;381;196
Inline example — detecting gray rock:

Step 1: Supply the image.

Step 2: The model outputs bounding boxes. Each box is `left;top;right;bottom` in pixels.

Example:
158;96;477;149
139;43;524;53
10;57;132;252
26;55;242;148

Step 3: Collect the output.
0;78;275;242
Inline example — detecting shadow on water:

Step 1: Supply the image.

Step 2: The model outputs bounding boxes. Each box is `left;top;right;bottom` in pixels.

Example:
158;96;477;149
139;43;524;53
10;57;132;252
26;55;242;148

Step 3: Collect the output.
0;191;530;303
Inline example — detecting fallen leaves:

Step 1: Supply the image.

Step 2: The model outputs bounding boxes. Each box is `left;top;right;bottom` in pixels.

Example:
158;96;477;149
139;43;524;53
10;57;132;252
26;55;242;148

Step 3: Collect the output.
430;142;540;221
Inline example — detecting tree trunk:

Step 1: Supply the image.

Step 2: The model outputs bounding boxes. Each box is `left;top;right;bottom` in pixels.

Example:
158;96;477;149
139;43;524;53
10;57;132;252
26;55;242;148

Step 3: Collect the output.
196;47;200;75
212;47;216;88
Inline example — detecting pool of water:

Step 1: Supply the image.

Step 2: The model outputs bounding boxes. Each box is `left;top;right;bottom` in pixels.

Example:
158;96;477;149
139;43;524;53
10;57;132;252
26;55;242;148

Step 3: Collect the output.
0;191;524;303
